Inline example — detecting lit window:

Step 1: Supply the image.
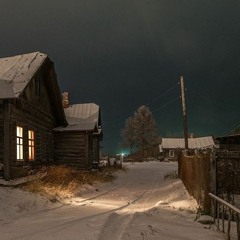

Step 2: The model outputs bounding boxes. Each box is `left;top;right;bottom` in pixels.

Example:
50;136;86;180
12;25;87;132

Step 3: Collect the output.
16;126;23;160
28;130;35;160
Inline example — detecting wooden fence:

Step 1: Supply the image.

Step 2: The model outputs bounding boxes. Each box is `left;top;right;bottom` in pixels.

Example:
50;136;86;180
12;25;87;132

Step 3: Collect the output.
178;151;211;212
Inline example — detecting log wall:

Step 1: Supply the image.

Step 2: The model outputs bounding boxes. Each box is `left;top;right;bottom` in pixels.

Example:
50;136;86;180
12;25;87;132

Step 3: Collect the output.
8;98;55;179
2;65;59;179
0;105;3;165
54;131;91;169
93;135;100;163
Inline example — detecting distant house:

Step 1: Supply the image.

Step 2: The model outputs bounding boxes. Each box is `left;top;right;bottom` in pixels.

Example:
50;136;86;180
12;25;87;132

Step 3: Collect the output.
216;134;240;151
54;103;102;170
159;136;215;160
0;52;102;180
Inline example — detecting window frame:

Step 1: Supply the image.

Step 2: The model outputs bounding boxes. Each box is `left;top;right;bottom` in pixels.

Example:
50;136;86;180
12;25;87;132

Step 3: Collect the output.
35;71;42;97
28;130;35;161
169;149;175;158
16;126;24;161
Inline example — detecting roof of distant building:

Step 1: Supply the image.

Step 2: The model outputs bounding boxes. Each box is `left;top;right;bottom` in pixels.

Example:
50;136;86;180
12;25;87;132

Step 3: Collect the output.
160;136;215;149
54;103;101;132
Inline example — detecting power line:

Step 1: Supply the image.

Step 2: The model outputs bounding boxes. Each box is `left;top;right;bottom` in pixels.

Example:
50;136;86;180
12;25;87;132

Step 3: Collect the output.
152;96;180;113
103;82;179;127
223;120;240;135
145;82;179;107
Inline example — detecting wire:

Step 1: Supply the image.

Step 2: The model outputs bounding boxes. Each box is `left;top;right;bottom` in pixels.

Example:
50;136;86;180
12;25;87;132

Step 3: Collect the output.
103;82;180;129
152;96;180;113
145;82;179;106
223;120;240;135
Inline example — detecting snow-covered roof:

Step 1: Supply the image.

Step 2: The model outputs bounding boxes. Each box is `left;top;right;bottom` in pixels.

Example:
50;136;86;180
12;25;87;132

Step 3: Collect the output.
54;103;101;132
65;103;99;124
0;79;15;98
161;136;215;149
0;52;47;98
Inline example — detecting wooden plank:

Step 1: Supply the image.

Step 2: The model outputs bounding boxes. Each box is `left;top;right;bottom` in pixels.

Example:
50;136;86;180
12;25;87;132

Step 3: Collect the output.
0;106;4;164
54;131;89;169
237;214;240;240
3;100;11;180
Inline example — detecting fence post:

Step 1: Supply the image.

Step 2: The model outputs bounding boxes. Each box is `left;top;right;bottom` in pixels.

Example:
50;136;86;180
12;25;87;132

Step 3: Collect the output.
213;198;216;223
178;151;182;178
227;209;232;240
210;149;217;195
210;149;217;218
222;205;225;233
236;213;240;240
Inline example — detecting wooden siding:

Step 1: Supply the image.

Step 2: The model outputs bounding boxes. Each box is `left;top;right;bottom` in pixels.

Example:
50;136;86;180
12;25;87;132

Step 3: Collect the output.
21;68;54;117
92;135;100;163
54;131;93;169
5;65;58;179
88;134;94;167
220;144;240;151
0;105;3;165
19;61;66;127
8;98;56;178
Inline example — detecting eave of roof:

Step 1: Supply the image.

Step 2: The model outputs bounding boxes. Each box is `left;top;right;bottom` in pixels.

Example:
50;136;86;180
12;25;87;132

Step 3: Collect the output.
53;121;97;132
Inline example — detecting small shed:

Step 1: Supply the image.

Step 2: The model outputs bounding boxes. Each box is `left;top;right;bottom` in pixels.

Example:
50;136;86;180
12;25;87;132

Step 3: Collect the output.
54;103;102;170
159;136;215;160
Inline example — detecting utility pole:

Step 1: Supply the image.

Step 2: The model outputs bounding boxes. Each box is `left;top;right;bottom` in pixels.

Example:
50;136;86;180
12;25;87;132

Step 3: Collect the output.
180;75;188;149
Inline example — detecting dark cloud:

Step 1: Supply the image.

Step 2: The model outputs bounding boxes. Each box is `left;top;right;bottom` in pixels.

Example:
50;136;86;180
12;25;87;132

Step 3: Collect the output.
1;0;240;153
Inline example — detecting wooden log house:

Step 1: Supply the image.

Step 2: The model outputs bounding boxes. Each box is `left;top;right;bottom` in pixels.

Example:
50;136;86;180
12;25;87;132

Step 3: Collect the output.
159;136;215;160
0;52;102;180
54;103;102;170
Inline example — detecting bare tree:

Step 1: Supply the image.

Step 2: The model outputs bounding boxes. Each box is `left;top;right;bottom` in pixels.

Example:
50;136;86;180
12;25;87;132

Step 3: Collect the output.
133;105;158;157
121;116;135;155
121;105;159;157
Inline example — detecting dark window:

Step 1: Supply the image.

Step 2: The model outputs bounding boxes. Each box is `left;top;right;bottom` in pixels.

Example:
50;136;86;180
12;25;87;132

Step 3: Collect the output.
169;150;175;157
35;75;41;97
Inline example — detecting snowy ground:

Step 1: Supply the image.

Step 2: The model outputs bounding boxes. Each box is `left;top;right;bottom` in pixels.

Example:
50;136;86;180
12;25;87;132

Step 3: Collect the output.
0;161;224;240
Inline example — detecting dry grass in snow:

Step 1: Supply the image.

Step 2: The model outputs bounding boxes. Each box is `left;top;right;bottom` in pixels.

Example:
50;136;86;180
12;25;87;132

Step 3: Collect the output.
22;165;126;201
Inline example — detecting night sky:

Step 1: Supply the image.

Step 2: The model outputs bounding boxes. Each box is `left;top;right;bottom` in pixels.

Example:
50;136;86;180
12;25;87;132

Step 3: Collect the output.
1;1;240;154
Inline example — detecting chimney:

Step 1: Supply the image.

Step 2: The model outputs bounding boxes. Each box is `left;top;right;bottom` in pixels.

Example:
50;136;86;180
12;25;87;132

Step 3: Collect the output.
189;133;194;138
62;91;69;108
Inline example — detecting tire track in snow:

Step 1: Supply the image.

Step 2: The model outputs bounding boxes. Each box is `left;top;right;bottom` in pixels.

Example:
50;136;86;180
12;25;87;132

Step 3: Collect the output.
3;162;179;240
96;170;169;240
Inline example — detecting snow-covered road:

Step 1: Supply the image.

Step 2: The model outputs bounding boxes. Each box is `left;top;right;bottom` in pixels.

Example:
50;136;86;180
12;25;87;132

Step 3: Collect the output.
0;162;224;240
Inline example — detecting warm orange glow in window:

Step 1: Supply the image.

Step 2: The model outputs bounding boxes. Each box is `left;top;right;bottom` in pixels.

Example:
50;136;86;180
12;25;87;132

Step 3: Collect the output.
28;130;35;160
16;126;23;160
